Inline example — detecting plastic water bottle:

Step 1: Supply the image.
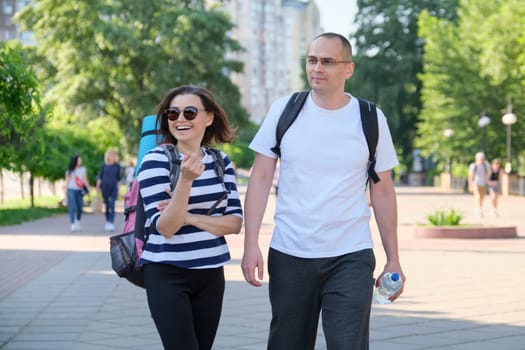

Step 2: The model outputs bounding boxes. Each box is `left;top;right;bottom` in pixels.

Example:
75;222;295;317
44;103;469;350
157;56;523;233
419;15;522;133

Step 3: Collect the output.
374;272;402;304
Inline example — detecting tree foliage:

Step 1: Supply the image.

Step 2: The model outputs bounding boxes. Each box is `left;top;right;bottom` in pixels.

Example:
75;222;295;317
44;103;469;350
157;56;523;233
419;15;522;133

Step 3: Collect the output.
0;42;43;170
40;124;108;183
417;0;525;173
15;0;252;152
348;0;459;168
0;42;117;205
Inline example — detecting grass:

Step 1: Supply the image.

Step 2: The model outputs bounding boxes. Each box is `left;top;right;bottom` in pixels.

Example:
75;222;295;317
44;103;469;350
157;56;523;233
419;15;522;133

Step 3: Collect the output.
0;196;68;226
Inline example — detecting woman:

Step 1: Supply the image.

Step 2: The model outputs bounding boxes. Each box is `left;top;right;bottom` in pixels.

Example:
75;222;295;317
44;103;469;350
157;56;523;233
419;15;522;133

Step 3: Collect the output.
96;149;121;232
136;85;243;350
488;158;502;216
64;154;90;232
468;152;490;217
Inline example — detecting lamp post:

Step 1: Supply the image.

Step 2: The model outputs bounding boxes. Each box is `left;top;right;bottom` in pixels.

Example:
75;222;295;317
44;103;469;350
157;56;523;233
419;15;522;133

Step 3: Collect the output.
501;99;517;173
478;112;490;153
443;128;454;173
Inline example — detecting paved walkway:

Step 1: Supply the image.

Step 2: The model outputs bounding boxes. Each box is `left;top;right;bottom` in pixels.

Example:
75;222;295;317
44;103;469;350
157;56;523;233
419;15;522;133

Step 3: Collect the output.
1;186;524;349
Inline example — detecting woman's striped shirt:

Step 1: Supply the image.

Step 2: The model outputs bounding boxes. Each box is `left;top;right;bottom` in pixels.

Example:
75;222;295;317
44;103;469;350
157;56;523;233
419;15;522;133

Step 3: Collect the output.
137;146;242;269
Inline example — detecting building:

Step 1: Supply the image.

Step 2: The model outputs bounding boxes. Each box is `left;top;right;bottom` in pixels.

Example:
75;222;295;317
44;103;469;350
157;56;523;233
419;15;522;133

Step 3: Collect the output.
1;0;321;122
0;0;32;43
215;0;320;122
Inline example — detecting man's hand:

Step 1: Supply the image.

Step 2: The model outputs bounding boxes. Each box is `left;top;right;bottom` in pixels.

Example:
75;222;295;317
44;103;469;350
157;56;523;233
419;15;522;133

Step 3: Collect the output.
375;262;406;302
241;246;265;287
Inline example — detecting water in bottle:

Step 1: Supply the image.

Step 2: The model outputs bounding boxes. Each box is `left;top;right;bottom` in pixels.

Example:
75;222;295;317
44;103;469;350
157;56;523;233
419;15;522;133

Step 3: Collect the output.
374;272;402;304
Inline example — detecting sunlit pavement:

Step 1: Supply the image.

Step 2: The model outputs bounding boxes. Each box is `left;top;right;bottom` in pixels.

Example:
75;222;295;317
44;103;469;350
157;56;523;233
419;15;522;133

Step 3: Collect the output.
1;186;524;349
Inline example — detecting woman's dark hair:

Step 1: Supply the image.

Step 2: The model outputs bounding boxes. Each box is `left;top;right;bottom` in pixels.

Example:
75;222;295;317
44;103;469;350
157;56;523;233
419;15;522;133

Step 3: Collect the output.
155;85;236;146
67;154;79;174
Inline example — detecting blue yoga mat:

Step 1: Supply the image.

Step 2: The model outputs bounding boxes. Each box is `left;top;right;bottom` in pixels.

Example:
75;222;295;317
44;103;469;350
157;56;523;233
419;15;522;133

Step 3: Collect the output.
135;115;160;176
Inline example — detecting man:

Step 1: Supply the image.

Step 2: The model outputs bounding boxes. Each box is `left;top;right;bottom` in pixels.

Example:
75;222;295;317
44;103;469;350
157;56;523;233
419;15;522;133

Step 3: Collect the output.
241;32;405;349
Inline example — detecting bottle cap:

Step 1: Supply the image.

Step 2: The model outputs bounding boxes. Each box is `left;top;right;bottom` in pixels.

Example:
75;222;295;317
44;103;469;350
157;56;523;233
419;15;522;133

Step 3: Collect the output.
391;272;400;281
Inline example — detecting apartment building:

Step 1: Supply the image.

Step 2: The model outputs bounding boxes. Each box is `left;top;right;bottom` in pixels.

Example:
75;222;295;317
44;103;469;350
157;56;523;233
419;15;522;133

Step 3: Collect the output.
0;0;32;43
217;0;320;122
1;0;321;122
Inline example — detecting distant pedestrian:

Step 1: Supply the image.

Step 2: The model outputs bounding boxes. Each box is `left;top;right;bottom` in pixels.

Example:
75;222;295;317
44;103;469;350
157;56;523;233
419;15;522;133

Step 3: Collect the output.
488;158;502;217
96;149;121;232
124;161;135;188
468;152;490;217
64;154;90;232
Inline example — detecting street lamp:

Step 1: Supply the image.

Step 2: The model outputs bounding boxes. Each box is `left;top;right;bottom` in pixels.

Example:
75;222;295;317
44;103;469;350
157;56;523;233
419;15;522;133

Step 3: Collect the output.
501;99;517;173
443;128;454;172
478;112;490;153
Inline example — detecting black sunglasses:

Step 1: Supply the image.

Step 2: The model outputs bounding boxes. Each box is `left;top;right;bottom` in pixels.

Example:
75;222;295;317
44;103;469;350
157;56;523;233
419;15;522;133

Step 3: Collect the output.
164;106;201;121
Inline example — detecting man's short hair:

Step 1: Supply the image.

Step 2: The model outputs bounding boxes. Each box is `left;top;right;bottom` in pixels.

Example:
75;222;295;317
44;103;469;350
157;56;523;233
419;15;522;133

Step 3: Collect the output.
313;32;352;60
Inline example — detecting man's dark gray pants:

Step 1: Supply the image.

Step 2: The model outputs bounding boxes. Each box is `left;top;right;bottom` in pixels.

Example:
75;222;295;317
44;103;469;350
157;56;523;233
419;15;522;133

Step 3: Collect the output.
267;248;375;350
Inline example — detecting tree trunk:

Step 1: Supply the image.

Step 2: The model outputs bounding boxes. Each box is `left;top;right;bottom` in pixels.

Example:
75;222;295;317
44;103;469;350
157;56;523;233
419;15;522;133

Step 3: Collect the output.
0;171;4;204
20;172;25;199
30;173;35;208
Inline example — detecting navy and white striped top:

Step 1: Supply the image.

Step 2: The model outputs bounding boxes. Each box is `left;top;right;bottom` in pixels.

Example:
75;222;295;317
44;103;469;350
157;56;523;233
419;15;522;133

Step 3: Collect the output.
137;146;243;269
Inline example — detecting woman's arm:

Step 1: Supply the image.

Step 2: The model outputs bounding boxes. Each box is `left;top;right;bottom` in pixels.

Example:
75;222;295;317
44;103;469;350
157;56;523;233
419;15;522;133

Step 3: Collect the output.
83;173;90;187
185;213;242;236
64;171;69;201
156;152;203;238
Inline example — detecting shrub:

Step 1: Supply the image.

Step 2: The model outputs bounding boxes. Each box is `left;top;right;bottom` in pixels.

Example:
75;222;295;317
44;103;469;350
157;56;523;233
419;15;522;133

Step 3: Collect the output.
426;208;462;226
220;142;255;169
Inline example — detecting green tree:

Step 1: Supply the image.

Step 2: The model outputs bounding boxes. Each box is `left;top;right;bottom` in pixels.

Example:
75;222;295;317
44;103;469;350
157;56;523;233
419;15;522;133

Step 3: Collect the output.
41;117;121;184
417;0;525;172
348;0;459;169
0;42;43;170
0;42;49;206
15;0;251;152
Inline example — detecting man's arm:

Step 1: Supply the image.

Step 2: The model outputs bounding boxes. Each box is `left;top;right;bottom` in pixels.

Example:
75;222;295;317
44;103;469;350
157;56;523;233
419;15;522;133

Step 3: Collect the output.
241;153;276;287
370;169;405;301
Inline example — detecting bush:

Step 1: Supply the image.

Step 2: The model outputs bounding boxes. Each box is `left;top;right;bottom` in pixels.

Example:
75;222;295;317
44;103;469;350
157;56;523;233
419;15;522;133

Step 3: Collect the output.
220;142;255;169
451;163;469;179
426;208;462;226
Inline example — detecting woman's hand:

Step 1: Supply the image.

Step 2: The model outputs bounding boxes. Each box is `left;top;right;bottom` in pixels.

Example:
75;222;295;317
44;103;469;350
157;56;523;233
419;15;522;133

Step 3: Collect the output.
157;189;172;212
157;152;203;212
180;152;205;181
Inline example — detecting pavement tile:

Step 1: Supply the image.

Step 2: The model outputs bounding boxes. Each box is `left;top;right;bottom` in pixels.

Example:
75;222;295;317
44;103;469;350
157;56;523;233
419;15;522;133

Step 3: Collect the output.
1;186;524;349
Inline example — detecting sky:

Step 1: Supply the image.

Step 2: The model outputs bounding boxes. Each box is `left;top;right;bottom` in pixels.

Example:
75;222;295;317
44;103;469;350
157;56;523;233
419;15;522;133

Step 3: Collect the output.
314;0;358;36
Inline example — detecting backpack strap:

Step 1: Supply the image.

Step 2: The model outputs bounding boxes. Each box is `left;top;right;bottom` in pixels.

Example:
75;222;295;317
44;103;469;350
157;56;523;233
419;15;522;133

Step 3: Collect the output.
271;91;381;184
271;90;310;157
206;148;231;214
134;192;148;241
161;144;181;190
208;149;226;182
138;145;181;242
358;98;380;184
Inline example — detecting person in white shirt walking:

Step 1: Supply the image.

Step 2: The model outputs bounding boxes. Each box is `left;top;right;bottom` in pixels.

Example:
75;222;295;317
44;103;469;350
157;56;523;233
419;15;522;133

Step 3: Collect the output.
242;32;405;350
468;152;490;217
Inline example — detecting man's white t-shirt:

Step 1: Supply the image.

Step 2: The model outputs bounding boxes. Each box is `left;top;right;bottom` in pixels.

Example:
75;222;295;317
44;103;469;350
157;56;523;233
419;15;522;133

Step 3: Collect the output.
249;93;398;258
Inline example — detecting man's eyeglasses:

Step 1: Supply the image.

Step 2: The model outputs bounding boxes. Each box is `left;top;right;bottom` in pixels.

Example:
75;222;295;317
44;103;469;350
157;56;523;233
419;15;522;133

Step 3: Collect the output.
305;56;351;66
164;106;201;121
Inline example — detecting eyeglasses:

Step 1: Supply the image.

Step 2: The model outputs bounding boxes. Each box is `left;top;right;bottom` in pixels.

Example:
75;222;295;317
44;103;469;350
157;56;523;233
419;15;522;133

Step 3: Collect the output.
305;56;351;66
164;106;201;121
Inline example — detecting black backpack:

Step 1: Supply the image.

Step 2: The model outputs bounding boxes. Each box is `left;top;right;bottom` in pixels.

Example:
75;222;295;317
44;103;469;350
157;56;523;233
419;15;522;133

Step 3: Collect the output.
270;90;380;184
